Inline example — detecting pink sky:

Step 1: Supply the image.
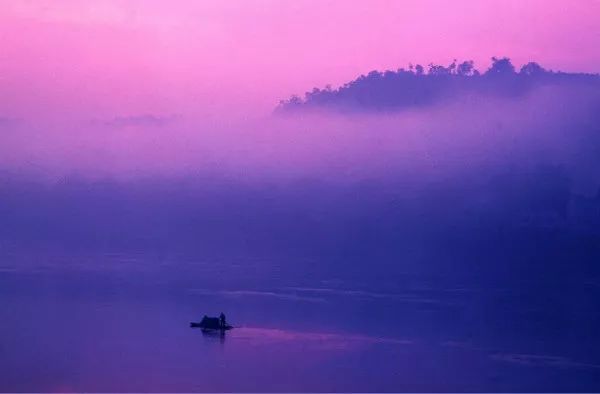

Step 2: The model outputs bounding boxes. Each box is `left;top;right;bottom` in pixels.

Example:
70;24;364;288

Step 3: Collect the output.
0;0;598;121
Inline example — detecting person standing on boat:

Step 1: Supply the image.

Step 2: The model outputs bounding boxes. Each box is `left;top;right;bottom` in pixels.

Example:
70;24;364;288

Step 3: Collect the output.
219;312;227;328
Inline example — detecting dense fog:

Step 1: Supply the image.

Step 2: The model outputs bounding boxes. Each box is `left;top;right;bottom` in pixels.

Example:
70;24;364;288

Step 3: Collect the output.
1;58;599;285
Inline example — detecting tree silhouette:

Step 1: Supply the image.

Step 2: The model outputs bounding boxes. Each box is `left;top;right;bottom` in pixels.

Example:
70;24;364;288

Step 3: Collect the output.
276;57;598;113
520;62;547;76
485;57;516;76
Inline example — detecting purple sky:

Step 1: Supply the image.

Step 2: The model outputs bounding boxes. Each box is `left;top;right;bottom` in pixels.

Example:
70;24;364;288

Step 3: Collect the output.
0;0;598;120
0;1;599;182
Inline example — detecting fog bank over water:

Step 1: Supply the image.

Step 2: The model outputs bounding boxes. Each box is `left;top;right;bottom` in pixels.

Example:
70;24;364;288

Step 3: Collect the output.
2;80;600;191
1;60;600;285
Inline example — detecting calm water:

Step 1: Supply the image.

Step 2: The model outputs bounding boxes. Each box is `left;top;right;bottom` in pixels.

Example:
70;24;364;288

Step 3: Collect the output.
1;251;600;392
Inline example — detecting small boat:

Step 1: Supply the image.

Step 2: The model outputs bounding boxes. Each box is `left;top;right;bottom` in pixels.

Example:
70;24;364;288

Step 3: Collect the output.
190;322;233;330
190;315;233;330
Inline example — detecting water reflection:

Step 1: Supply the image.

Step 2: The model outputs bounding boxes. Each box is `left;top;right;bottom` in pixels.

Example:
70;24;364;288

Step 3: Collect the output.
199;328;227;344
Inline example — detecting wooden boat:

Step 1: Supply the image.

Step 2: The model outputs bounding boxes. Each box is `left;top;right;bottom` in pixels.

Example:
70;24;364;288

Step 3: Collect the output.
190;322;233;330
190;315;233;330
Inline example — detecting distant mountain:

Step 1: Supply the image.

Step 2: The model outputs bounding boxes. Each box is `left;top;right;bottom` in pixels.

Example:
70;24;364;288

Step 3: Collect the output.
276;57;599;113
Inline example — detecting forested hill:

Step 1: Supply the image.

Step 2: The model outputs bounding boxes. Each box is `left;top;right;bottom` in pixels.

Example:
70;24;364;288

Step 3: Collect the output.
276;57;599;113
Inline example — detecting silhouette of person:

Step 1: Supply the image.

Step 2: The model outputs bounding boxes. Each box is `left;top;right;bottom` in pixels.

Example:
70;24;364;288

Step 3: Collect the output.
219;312;226;328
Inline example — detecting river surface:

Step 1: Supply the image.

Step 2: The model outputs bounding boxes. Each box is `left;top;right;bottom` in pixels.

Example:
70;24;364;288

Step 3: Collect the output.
1;250;599;392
